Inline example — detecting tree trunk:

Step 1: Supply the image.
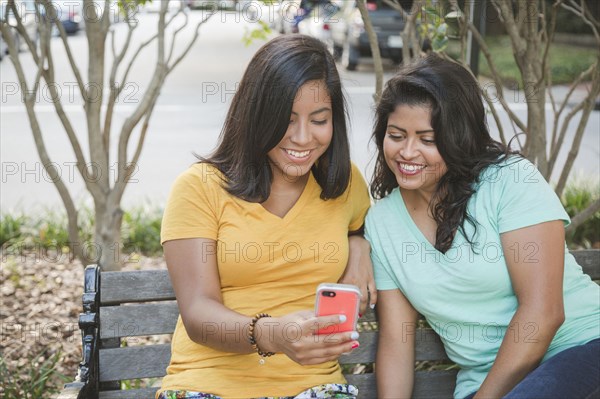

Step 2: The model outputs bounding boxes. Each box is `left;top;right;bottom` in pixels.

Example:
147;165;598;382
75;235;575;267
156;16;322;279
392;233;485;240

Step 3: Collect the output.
357;0;384;101
93;198;124;271
524;80;548;176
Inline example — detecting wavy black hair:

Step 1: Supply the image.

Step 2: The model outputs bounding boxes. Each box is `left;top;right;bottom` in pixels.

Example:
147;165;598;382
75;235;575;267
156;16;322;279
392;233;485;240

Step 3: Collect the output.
371;54;516;253
199;34;350;202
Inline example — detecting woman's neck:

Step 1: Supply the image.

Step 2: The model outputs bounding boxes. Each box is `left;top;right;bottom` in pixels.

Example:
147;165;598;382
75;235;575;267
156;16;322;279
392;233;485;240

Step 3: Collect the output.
400;188;436;212
270;170;310;195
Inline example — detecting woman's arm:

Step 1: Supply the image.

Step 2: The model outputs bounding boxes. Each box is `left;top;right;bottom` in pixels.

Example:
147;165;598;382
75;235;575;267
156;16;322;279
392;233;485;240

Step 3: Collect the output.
376;288;419;398
164;238;358;364
339;234;377;314
474;220;566;398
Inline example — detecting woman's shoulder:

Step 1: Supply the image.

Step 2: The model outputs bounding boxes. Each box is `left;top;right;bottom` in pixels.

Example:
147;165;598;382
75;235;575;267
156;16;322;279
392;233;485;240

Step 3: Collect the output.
171;162;226;196
477;155;540;187
177;163;224;183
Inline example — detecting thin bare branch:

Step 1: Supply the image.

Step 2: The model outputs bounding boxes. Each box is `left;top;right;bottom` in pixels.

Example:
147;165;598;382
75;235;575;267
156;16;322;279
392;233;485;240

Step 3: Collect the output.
466;19;528;134
38;0;88;101
8;0;37;57
383;0;405;15
104;8;138;151
492;0;526;56
118;32;159;94
115;97;159;205
357;0;384;101
538;1;561;88
115;0;170;192
168;13;214;73
566;198;600;233
1;21;82;257
167;10;191;65
549;63;595;156
130;100;157;176
562;1;600;42
554;67;600;195
484;90;508;146
43;42;103;198
102;0;112;34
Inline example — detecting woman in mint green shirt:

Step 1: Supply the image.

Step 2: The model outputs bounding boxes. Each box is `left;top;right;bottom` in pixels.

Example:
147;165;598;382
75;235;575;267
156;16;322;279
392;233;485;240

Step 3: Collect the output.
365;55;599;399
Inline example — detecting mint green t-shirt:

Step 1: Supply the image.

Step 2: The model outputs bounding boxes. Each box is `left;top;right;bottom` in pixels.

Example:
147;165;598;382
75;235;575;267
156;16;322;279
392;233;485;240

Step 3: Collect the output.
365;158;600;399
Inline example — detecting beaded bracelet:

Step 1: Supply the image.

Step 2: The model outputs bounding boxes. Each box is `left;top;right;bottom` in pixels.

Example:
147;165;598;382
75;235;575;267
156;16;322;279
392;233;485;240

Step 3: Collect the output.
248;313;275;364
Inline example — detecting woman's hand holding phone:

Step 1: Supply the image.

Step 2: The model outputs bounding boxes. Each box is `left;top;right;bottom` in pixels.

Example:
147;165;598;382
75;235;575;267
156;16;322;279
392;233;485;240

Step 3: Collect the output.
314;283;361;334
253;310;359;366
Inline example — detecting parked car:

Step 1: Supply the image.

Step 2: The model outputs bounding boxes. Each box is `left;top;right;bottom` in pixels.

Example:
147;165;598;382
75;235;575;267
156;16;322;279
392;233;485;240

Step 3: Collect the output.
272;0;310;35
48;0;83;34
328;0;406;70
296;1;339;48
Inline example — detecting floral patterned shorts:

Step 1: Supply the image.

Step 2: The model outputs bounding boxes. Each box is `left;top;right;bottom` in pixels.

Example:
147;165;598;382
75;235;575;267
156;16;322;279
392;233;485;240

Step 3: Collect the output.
157;384;358;399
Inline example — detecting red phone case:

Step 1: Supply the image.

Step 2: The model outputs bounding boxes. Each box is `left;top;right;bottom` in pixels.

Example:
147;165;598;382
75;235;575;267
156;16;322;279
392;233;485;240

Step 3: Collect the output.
315;283;361;335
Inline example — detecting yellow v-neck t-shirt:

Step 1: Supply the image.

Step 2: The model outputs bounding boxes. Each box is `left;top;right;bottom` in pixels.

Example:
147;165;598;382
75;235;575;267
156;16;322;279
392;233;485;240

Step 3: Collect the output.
159;162;370;398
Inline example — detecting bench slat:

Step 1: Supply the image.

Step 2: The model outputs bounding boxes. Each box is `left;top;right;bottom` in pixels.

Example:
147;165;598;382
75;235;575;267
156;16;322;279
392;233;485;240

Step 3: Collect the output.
99;303;179;339
98;251;598;305
99;329;448;382
99;388;157;399
346;370;457;399
340;330;448;363
101;270;174;304
573;249;600;280
100;344;171;382
413;370;458;398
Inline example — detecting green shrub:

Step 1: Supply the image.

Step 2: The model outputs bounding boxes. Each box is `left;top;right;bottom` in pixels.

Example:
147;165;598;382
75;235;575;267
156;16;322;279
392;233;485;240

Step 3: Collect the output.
562;179;600;249
32;210;71;249
0;205;164;257
121;205;163;256
0;350;68;399
0;213;27;247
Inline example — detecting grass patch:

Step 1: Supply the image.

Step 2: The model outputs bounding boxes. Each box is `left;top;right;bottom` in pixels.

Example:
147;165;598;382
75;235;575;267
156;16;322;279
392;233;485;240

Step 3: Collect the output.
0;349;68;399
477;35;597;87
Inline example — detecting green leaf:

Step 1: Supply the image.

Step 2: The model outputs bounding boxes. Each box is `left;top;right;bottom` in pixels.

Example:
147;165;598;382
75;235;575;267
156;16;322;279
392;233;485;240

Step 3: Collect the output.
423;6;440;18
436;23;447;36
242;20;272;46
432;36;448;52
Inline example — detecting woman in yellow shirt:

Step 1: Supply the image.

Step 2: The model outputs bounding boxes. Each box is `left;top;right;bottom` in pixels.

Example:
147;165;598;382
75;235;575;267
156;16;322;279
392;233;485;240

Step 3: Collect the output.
158;34;374;399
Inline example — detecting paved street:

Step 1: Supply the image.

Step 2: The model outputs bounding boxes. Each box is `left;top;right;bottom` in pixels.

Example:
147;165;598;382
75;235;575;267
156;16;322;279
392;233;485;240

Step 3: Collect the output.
1;9;598;212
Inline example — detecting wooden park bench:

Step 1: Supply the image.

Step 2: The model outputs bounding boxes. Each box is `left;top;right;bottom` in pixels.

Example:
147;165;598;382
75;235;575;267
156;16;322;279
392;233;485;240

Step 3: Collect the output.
57;250;599;399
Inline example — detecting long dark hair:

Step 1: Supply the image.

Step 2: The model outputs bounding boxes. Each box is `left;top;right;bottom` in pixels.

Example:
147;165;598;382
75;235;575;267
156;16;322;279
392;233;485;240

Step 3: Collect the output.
371;55;515;253
200;34;351;202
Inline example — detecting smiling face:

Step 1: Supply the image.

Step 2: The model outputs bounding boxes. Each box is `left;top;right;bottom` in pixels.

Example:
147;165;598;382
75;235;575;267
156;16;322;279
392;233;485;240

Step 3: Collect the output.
383;104;447;197
267;80;333;185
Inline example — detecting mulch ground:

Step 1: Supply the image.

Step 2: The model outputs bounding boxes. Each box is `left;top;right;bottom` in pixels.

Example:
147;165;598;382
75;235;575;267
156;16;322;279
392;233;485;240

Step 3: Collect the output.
0;251;167;397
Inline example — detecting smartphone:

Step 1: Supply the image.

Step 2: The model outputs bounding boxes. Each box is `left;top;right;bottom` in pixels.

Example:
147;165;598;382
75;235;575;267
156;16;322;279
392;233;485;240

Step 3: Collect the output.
314;283;361;335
